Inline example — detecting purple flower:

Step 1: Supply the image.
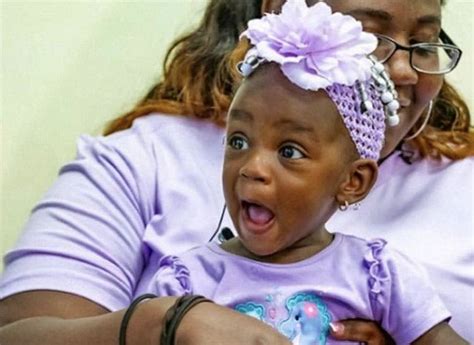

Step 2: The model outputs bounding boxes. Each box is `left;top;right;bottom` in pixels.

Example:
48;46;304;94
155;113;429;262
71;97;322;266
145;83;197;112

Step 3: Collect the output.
241;0;377;90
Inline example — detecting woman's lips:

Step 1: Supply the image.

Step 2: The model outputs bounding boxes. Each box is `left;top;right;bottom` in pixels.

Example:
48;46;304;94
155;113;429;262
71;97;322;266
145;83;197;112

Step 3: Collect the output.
240;201;275;235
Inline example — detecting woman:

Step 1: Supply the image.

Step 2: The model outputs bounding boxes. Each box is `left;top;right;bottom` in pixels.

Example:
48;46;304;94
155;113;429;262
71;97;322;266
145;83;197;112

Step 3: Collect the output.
0;0;472;344
322;0;473;341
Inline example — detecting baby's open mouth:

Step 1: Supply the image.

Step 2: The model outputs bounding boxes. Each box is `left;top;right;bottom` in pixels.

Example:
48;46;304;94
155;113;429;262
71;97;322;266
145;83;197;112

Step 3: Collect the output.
242;200;275;226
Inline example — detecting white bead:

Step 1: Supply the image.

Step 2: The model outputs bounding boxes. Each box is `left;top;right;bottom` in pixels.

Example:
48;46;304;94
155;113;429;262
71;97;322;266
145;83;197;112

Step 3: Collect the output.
364;101;374;112
381;71;390;80
375;76;387;87
240;63;254;77
374;62;385;73
381;92;394;103
387;115;400;127
388;100;400;111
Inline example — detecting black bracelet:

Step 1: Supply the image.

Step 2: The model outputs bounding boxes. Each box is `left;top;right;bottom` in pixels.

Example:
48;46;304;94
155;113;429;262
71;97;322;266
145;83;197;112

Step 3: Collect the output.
119;293;157;345
160;295;211;345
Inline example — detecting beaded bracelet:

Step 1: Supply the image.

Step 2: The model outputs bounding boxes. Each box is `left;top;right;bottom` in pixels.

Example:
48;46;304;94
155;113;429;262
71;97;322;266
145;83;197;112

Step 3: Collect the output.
160;295;212;345
119;293;157;345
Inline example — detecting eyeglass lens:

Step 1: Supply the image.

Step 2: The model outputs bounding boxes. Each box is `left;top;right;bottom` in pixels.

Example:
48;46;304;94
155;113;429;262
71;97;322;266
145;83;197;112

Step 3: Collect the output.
373;36;460;73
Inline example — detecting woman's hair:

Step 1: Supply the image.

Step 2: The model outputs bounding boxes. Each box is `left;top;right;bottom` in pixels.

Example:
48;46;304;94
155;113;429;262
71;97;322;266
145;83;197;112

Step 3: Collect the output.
410;81;474;160
104;0;473;161
103;0;262;134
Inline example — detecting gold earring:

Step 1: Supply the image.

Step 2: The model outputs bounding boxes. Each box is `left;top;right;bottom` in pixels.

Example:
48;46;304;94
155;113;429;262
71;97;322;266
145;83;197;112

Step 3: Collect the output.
338;200;349;212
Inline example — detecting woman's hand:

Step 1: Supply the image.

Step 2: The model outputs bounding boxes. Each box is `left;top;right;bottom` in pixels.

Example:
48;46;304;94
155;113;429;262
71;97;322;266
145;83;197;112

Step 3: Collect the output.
329;319;395;345
173;300;292;345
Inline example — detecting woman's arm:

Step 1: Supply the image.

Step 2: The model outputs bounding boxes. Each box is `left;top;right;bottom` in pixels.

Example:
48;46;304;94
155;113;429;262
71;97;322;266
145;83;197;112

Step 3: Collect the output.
0;291;292;345
0;291;164;345
0;291;109;325
0;294;398;345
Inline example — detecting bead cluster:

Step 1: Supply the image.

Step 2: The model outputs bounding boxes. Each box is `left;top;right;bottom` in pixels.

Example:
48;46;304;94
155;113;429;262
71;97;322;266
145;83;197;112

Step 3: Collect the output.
366;56;400;127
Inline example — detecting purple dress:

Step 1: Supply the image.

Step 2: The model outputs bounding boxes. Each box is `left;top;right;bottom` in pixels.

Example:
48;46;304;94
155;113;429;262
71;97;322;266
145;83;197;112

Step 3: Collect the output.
150;233;450;345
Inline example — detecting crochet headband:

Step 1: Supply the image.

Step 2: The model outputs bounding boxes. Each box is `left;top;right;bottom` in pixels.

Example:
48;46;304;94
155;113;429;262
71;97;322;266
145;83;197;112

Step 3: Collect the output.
237;0;400;160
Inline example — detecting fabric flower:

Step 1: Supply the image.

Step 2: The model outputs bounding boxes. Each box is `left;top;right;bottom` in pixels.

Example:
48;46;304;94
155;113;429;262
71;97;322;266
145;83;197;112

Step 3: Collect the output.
241;0;377;90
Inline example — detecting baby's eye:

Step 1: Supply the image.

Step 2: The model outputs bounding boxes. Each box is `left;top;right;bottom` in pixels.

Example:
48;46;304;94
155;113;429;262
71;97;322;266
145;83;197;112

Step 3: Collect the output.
279;145;305;159
227;134;249;151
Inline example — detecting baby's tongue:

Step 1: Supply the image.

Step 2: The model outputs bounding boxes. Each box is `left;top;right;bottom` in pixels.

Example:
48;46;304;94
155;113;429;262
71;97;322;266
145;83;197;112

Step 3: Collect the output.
247;204;274;225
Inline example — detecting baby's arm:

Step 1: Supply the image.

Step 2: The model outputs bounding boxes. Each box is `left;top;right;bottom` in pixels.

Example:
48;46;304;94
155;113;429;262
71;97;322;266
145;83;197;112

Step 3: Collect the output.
412;321;468;344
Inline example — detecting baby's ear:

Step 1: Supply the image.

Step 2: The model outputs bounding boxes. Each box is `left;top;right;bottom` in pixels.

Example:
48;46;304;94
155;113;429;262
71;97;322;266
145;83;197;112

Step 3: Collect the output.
335;159;378;205
260;0;285;14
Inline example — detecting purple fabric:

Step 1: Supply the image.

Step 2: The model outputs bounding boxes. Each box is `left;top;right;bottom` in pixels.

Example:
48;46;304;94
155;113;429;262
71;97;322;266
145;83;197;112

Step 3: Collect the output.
0;114;230;311
325;82;385;160
151;233;450;344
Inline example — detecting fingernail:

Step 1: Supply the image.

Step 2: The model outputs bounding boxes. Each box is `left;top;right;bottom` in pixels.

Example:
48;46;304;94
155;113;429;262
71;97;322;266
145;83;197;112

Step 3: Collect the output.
329;322;344;334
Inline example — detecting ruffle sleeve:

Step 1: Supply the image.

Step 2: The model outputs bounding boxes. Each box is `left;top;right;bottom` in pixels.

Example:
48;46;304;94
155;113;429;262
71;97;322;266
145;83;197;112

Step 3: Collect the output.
363;238;451;344
150;255;193;297
363;238;390;299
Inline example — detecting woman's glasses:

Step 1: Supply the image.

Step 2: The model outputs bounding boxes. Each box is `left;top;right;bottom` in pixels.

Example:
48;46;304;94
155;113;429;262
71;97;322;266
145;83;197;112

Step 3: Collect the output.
373;29;462;75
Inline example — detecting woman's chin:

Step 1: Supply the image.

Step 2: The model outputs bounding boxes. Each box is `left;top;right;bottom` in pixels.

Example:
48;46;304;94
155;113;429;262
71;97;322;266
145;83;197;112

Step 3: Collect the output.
380;127;407;159
380;107;424;159
380;143;398;160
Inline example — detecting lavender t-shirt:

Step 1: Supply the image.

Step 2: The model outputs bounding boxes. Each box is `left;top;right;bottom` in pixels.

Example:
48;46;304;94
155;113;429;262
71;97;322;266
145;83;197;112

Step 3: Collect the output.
150;233;449;344
0;114;230;310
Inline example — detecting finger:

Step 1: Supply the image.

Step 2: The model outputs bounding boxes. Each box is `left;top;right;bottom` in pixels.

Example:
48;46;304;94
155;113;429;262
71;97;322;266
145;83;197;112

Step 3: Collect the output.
329;320;386;344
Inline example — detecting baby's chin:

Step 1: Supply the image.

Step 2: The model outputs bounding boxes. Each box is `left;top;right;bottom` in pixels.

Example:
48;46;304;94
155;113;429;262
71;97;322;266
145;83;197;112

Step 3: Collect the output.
239;239;284;261
244;243;278;258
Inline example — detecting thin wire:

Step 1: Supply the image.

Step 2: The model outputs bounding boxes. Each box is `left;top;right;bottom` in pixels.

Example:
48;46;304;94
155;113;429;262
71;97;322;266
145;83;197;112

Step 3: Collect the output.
208;204;227;242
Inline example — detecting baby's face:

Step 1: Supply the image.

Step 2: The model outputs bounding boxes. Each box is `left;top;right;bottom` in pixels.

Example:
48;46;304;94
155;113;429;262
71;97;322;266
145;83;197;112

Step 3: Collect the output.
223;64;355;257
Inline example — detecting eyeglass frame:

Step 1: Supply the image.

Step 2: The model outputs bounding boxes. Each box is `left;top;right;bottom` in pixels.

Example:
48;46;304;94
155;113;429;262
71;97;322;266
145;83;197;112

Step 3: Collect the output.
373;29;463;75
